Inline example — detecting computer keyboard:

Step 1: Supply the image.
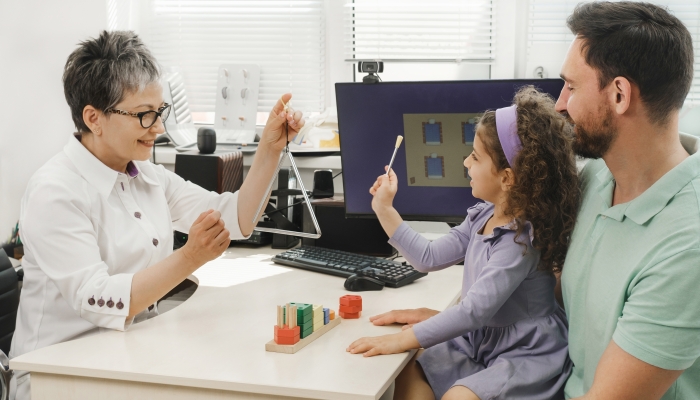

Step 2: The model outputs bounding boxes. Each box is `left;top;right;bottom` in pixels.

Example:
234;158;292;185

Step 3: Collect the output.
271;246;427;288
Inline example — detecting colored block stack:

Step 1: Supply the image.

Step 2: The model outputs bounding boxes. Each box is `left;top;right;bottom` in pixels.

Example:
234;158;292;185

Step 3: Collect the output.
339;295;362;319
274;304;300;345
273;302;338;345
290;303;314;339
312;305;324;332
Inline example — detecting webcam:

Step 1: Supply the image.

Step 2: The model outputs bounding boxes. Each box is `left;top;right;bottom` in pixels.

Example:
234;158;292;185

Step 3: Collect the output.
358;61;383;84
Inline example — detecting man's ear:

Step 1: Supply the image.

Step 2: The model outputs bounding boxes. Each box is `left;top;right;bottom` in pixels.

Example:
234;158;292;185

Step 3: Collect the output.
500;168;515;191
82;105;102;135
610;76;632;116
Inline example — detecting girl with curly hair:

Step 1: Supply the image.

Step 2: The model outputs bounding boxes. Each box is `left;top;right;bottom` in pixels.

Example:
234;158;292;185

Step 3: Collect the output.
347;86;580;400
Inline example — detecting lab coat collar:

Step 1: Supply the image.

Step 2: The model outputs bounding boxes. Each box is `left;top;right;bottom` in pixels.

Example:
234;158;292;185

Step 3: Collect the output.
63;135;158;198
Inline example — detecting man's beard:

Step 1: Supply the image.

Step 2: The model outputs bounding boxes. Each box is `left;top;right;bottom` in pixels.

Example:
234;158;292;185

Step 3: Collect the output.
566;105;617;159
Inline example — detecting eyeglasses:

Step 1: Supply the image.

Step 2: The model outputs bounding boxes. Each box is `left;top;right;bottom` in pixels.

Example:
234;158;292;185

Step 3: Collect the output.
105;103;171;129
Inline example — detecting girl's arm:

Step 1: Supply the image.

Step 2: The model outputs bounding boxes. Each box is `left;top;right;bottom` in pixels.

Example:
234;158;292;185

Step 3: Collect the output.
369;167;403;237
348;233;537;357
370;168;469;272
412;232;536;348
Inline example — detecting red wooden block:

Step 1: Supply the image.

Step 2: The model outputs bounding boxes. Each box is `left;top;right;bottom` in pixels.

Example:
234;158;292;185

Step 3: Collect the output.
274;325;301;338
339;311;361;319
339;304;361;314
274;335;300;345
340;295;362;307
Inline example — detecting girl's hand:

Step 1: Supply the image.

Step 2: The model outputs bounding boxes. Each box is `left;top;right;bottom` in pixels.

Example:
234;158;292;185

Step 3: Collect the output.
259;93;305;152
369;166;398;213
369;308;439;326
347;329;420;357
181;210;230;266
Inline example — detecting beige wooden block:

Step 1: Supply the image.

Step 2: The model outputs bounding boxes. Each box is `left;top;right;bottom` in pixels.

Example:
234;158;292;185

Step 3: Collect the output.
312;304;323;319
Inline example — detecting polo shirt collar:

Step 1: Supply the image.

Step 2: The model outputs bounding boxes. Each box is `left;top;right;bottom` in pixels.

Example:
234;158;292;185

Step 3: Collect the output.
595;133;700;225
625;151;700;225
64;135;158;197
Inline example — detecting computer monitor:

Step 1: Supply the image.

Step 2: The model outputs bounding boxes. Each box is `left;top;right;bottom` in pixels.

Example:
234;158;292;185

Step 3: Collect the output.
336;79;565;223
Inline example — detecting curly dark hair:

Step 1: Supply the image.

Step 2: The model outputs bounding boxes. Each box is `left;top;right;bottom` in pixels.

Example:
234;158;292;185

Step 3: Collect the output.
477;86;580;274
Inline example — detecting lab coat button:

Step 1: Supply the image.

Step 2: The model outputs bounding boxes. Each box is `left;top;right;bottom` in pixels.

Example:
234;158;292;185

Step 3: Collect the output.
107;298;114;308
88;296;95;306
97;297;105;307
116;299;124;310
134;212;142;219
152;238;159;247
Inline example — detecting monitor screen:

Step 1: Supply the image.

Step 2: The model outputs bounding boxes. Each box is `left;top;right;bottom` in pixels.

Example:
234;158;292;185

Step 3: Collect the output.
336;79;565;222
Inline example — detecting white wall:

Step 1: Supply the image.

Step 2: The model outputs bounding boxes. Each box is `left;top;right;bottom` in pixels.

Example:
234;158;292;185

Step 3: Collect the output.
0;0;108;238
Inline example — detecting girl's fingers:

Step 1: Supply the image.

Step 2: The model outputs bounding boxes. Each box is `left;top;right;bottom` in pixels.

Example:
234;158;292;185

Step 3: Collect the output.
363;347;381;357
369;312;387;322
348;339;374;354
347;339;363;351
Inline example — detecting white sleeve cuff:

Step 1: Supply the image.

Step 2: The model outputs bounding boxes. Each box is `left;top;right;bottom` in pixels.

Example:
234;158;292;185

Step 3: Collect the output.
80;272;133;331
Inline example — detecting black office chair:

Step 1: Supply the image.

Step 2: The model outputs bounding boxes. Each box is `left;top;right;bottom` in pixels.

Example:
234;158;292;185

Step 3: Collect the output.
0;249;20;400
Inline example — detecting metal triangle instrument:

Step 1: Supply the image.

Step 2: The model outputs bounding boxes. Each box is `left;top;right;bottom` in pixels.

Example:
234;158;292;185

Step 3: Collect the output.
252;136;322;239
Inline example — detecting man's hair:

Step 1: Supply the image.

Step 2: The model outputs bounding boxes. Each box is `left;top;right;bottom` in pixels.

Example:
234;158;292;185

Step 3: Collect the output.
567;1;694;125
63;30;161;133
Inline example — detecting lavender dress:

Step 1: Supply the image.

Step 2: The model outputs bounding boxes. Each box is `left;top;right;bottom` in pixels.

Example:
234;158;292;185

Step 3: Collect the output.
389;202;571;400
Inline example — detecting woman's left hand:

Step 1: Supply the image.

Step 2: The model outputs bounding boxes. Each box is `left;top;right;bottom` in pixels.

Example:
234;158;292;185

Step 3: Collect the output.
259;93;304;152
347;329;420;357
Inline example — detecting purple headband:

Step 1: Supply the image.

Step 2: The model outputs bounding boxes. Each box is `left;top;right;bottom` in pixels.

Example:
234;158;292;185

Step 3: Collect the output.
495;105;521;168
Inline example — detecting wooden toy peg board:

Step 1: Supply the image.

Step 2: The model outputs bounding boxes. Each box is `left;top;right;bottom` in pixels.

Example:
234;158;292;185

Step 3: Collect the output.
265;317;341;354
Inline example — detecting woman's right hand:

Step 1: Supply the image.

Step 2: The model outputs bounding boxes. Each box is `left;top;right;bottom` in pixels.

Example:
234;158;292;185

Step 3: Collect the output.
369;308;440;327
181;209;231;266
369;166;398;213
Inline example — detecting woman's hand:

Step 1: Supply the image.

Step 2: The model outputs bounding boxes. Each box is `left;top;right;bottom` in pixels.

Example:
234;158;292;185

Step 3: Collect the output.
369;308;440;327
259;93;305;152
369;166;398;213
181;210;230;266
347;328;421;357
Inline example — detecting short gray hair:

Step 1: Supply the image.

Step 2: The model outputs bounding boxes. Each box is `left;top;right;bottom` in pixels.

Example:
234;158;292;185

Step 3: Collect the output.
63;30;161;133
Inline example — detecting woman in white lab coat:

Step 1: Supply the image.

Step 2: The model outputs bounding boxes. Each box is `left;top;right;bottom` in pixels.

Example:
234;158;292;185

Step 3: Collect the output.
8;30;303;400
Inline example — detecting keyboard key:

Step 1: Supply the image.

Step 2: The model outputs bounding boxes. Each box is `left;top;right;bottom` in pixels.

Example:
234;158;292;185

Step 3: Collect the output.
295;257;330;268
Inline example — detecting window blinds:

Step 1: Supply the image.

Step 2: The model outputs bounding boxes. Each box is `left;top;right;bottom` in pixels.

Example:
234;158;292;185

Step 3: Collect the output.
344;0;495;62
138;0;326;114
527;0;700;104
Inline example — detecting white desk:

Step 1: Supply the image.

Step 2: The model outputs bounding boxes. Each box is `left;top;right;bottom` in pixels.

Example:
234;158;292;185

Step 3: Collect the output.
11;246;462;400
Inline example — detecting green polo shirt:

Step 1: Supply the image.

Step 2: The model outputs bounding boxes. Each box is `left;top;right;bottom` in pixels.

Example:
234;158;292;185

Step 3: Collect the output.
563;134;700;400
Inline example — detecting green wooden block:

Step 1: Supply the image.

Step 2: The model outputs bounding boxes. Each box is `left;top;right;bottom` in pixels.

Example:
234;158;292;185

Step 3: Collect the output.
290;303;312;319
299;312;313;325
301;326;314;339
298;319;313;330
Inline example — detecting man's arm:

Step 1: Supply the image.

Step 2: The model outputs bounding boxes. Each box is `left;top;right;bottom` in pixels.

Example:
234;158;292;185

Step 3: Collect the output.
574;340;683;400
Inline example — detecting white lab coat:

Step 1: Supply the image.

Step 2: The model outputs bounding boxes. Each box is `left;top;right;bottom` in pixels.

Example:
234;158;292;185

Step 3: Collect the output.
9;135;249;399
